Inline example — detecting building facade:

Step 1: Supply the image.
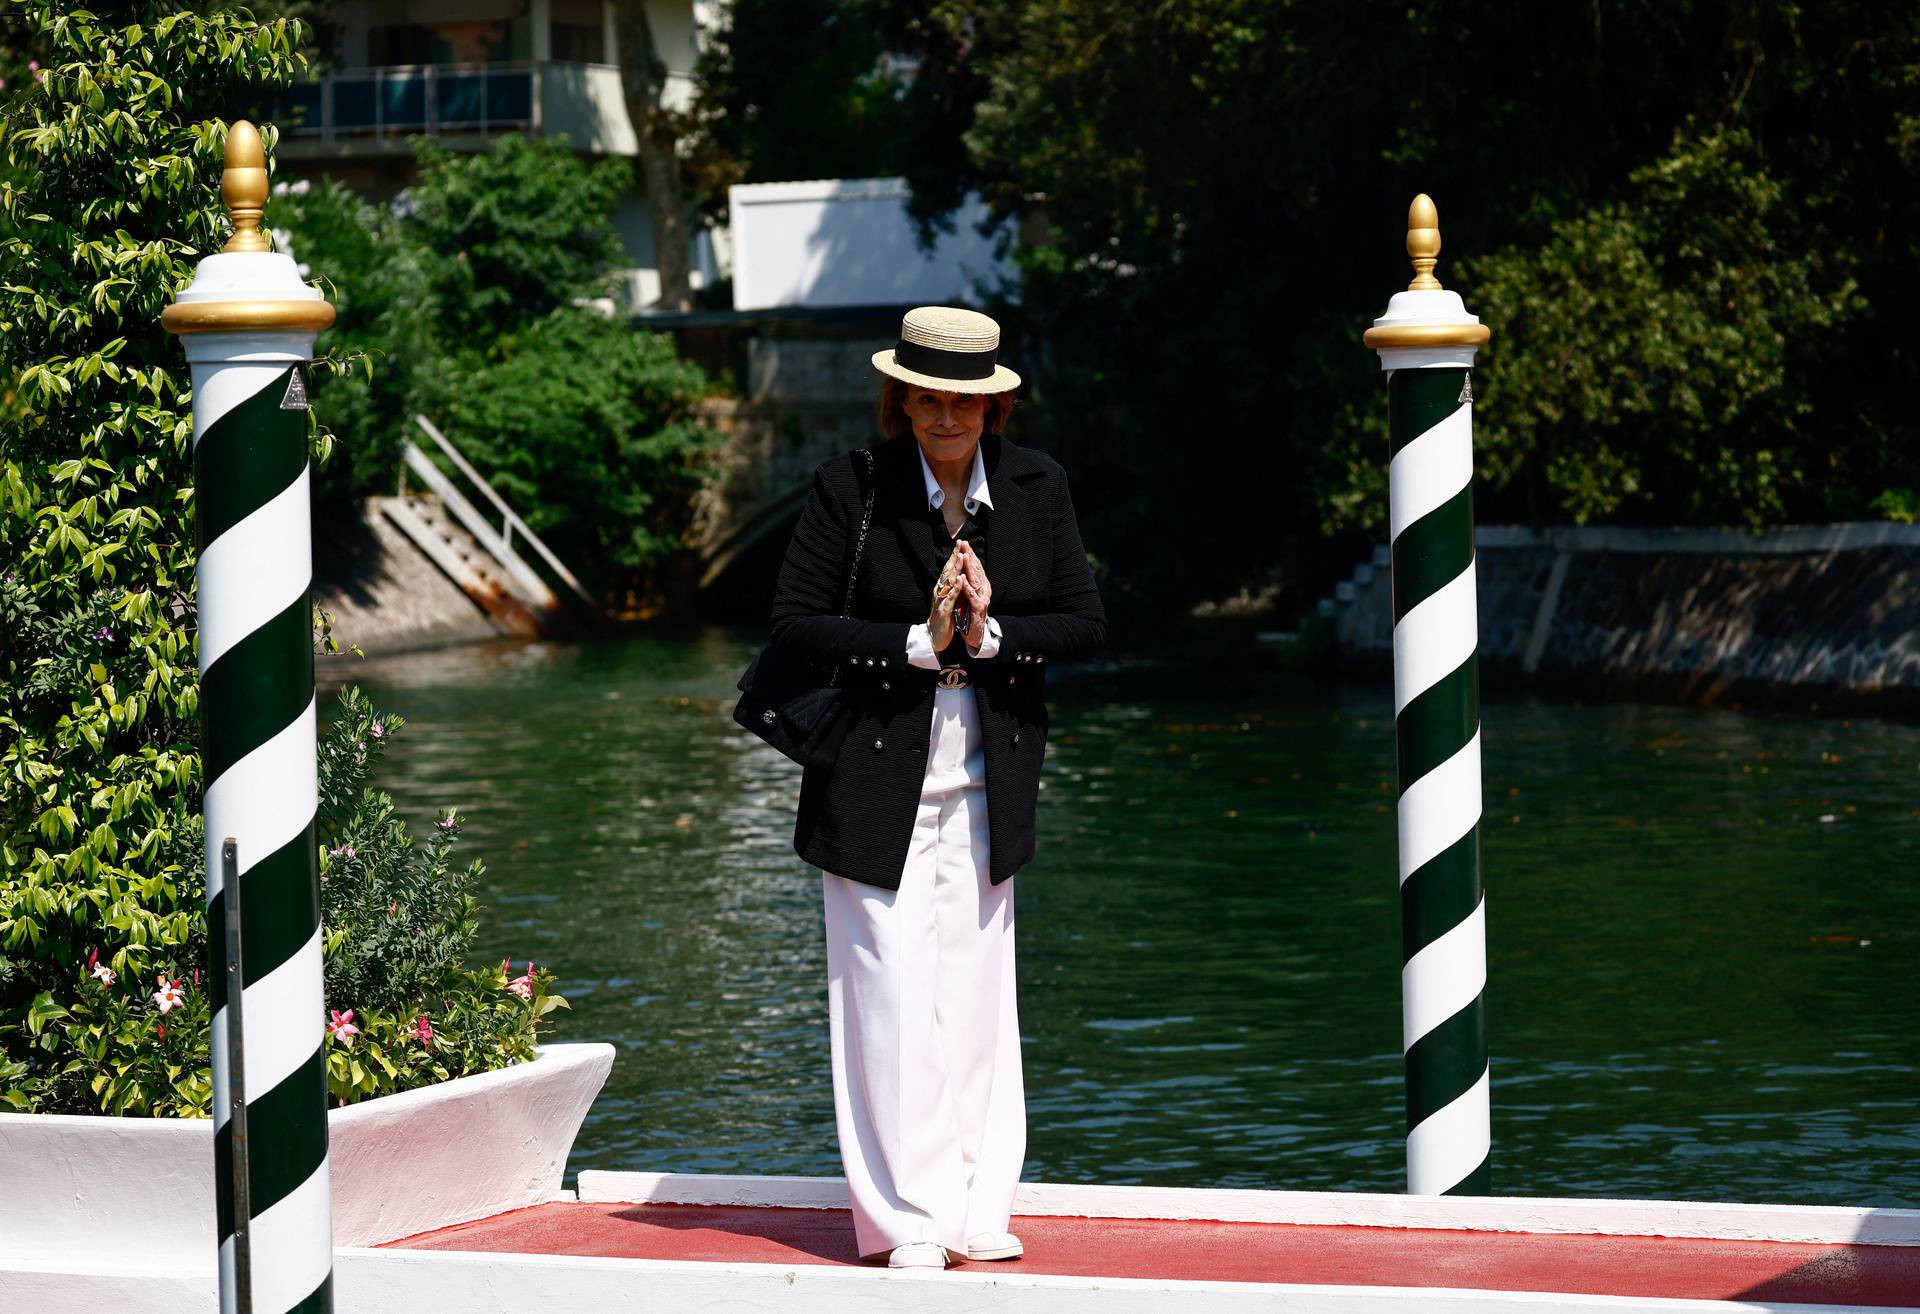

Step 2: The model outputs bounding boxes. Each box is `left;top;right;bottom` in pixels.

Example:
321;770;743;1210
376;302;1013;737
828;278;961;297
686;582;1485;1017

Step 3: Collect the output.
280;0;722;308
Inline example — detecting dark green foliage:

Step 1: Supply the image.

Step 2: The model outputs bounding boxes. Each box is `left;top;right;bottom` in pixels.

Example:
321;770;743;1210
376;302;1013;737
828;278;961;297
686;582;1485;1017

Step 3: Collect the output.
685;0;902;217
405;137;633;343
686;0;1006;234
1461;129;1859;531
273;177;437;502
986;0;1920;609
711;1;1920;614
438;311;716;576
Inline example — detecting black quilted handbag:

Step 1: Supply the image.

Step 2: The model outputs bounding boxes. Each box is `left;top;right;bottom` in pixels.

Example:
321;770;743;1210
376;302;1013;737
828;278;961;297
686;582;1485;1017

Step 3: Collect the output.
732;448;877;770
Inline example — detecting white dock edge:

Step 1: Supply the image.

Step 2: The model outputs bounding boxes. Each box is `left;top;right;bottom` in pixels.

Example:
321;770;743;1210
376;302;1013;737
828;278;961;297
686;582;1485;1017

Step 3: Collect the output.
576;1171;1920;1248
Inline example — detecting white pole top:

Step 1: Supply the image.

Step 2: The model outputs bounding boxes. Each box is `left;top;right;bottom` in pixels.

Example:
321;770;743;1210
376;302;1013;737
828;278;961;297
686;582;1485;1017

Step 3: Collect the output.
1362;195;1489;371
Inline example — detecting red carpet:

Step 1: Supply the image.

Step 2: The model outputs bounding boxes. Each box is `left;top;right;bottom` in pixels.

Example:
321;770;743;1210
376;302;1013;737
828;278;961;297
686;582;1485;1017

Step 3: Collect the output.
385;1201;1920;1305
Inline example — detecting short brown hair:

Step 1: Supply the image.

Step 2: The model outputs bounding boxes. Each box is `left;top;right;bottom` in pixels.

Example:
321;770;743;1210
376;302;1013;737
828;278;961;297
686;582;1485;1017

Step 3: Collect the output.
875;376;1017;440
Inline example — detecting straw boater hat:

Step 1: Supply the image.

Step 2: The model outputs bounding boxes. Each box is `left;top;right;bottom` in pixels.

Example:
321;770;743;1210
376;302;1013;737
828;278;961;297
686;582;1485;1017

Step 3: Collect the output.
872;306;1022;394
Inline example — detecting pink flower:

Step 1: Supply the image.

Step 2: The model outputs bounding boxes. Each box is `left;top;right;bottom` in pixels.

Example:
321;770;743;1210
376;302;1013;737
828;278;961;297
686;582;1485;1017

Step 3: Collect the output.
153;977;185;1013
388;900;399;918
370;722;385;739
505;960;535;1000
412;1015;433;1043
88;948;115;989
327;1008;360;1045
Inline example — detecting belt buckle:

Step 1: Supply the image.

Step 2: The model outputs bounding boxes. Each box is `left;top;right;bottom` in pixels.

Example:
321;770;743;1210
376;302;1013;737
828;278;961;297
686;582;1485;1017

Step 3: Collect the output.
937;665;970;690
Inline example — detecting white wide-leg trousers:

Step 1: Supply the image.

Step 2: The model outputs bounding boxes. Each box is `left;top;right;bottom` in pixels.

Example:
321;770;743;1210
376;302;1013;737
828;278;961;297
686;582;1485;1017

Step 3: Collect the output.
821;700;1025;1259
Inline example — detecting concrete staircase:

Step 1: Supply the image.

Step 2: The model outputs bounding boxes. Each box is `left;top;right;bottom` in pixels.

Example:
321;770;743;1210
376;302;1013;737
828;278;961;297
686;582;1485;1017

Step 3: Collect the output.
1257;544;1392;653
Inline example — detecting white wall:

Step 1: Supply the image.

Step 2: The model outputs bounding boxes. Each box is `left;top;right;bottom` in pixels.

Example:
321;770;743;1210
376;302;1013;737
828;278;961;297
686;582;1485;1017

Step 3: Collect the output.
728;178;1016;312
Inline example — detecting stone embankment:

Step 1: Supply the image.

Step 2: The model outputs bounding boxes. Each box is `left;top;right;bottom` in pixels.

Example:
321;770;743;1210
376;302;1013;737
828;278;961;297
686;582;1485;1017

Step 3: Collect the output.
314;499;510;658
1328;523;1920;707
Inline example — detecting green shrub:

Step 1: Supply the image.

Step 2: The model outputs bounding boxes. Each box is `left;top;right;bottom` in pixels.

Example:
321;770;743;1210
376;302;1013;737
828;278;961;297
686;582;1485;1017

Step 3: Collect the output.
439;309;717;581
1;681;569;1115
313;685;568;1106
1458;128;1862;531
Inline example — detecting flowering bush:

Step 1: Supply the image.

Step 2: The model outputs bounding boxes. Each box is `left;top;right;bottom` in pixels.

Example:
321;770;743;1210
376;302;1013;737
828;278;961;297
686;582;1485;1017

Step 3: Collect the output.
1;684;568;1114
318;959;565;1105
312;686;568;1105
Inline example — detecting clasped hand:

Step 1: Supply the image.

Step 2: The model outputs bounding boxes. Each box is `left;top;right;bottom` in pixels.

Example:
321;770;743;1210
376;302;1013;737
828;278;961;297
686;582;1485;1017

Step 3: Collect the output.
929;540;991;652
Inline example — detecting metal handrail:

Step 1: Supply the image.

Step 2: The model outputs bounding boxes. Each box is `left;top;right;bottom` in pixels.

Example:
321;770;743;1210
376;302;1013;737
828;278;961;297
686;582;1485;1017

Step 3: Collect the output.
409;416;598;610
220;836;251;1314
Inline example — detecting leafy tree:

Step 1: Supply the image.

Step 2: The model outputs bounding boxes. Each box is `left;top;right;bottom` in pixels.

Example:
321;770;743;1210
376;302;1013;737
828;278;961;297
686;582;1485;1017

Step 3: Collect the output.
278;136;717;599
405;136;632;343
684;0;1009;235
0;3;567;1117
273;176;437;503
0;2;300;1111
685;0;912;220
1461;129;1860;531
0;1;309;1107
704;0;1920;614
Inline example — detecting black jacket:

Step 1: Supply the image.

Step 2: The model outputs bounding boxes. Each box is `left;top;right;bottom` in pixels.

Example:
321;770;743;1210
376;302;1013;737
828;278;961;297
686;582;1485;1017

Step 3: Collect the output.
769;432;1107;888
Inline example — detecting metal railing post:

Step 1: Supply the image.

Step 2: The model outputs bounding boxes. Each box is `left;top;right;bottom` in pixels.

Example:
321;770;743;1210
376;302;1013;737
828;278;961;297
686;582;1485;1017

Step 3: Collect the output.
222;837;252;1314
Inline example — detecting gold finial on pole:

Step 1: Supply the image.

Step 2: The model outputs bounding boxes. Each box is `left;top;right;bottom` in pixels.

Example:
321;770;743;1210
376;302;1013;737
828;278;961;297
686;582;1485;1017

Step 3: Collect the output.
1362;192;1488;353
221;121;270;254
163;119;333;335
1406;193;1442;291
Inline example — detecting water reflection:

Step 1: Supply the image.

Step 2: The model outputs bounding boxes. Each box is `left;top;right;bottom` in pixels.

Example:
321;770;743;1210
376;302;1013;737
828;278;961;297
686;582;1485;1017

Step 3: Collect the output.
324;633;1920;1205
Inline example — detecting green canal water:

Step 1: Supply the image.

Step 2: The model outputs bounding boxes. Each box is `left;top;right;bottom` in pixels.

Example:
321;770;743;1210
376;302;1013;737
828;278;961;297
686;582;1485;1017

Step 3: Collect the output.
322;632;1920;1207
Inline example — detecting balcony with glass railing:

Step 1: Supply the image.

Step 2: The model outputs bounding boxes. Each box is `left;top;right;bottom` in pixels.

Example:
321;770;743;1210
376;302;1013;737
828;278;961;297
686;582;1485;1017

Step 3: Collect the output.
277;60;690;157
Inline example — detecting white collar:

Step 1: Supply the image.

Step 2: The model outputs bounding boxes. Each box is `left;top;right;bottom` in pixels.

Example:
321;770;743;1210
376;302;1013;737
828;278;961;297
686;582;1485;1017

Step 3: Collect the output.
917;441;994;516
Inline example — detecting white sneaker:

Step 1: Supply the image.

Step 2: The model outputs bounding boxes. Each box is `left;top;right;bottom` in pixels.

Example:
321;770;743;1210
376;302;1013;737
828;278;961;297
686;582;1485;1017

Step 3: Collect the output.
966;1230;1024;1261
887;1240;951;1269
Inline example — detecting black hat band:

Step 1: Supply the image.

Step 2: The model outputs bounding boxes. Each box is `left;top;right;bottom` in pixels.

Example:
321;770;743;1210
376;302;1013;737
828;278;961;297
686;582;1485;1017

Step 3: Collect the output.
892;337;997;381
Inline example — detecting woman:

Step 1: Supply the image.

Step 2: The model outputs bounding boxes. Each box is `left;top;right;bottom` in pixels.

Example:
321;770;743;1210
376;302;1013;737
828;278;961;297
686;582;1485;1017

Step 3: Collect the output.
768;306;1106;1269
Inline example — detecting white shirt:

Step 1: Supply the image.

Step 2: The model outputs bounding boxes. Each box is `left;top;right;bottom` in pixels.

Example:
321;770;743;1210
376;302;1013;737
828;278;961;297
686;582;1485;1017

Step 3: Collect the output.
905;443;1003;791
905;442;1003;667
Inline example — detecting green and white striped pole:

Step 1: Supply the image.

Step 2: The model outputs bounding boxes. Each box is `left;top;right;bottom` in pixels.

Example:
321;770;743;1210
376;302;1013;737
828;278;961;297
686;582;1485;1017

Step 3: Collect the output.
1363;195;1492;1196
164;121;337;1314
